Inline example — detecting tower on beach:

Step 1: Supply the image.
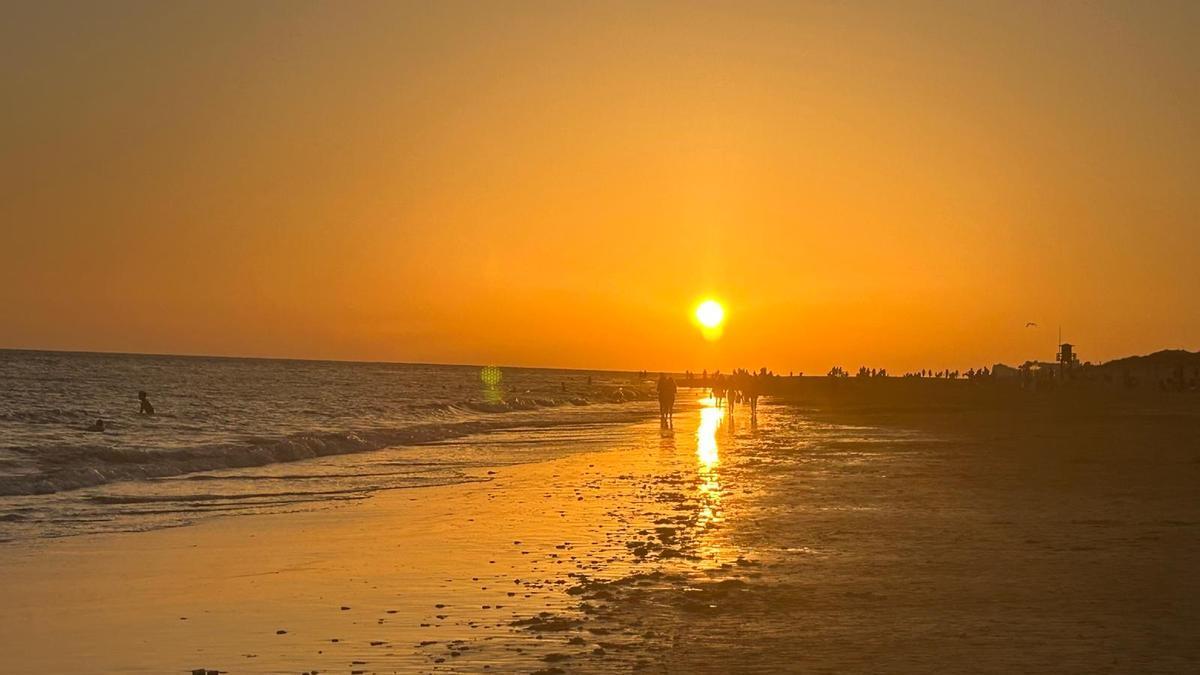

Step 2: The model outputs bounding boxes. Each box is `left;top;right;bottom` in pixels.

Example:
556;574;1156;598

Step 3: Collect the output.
1057;342;1079;378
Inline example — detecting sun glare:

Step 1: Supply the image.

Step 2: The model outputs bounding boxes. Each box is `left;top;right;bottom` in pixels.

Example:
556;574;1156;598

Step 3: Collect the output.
695;300;725;328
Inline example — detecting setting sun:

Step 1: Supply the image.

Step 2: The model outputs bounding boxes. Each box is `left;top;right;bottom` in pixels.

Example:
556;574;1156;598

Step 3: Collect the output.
695;300;725;329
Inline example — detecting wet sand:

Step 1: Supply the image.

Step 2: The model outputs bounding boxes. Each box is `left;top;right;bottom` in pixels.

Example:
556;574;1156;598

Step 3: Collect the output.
2;399;1199;673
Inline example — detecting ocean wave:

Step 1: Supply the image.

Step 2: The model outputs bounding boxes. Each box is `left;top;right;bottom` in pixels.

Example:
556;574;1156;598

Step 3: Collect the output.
0;408;94;424
170;469;442;481
0;403;653;497
84;487;370;504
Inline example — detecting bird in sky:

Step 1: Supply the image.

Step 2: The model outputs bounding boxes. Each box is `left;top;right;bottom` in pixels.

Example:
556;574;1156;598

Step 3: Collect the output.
1025;322;1039;328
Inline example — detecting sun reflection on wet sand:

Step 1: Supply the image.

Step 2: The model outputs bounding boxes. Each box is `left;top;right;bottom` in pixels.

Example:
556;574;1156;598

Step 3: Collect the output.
695;400;724;535
696;402;722;471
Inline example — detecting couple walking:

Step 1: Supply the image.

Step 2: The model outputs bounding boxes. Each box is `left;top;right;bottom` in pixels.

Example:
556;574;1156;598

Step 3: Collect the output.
657;373;677;428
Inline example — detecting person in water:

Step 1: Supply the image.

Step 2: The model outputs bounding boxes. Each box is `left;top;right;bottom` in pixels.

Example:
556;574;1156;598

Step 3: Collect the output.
657;374;677;428
85;419;105;432
138;390;154;415
747;378;760;418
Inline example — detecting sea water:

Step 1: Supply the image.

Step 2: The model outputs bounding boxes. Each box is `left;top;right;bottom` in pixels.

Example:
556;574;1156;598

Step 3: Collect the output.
0;350;657;540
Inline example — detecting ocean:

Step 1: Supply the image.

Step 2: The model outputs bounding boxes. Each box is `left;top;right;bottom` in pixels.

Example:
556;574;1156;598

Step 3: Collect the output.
0;350;658;541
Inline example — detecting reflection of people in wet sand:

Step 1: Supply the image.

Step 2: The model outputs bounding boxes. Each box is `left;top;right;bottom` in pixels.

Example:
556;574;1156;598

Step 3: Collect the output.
657;374;677;428
659;425;676;446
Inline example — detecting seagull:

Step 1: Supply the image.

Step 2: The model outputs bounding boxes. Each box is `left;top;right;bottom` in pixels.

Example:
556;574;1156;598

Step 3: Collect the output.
1025;322;1038;328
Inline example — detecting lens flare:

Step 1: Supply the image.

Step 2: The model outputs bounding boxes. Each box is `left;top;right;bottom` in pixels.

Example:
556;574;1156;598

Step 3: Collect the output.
480;365;502;386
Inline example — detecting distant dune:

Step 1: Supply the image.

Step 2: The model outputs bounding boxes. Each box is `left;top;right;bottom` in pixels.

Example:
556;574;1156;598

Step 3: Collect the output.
1099;349;1200;371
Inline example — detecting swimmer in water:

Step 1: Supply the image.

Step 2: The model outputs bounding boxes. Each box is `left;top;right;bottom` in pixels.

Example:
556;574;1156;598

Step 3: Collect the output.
85;419;105;432
138;390;154;415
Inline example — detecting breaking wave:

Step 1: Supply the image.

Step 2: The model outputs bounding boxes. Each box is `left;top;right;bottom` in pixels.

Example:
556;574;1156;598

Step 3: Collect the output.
0;404;653;497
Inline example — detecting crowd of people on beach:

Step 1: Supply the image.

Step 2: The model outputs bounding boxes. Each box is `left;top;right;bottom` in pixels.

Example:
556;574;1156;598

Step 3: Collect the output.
656;368;771;427
702;369;764;417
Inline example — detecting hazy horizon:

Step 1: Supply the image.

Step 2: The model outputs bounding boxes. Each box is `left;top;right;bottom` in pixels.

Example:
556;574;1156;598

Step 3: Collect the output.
2;342;1192;377
3;1;1198;373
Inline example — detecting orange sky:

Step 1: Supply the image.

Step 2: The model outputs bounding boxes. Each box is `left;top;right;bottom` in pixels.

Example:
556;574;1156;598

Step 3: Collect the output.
2;1;1198;373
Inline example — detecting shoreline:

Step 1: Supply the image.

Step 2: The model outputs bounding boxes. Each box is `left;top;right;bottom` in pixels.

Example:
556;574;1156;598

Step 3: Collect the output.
3;400;1199;673
0;410;697;673
0;399;664;542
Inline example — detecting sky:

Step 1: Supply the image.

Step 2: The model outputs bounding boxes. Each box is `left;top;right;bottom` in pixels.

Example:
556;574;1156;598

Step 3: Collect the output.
2;1;1198;373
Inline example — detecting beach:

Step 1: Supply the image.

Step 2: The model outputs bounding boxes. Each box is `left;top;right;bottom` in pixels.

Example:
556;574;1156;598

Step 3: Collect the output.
3;397;1198;673
7;1;1200;671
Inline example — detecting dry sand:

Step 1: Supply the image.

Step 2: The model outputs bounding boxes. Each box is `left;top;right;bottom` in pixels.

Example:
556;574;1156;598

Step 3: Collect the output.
1;399;1198;673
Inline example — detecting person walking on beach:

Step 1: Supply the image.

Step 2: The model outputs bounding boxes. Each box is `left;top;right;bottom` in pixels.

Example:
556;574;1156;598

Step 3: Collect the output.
138;390;154;415
658;374;677;428
746;374;760;419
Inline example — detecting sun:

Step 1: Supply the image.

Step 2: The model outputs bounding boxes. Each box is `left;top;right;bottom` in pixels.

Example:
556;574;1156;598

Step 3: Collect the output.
695;299;725;328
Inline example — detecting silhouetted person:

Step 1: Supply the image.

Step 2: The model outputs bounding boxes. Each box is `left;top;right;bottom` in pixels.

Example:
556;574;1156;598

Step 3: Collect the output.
746;376;760;419
657;374;677;428
138;391;154;415
85;419;105;432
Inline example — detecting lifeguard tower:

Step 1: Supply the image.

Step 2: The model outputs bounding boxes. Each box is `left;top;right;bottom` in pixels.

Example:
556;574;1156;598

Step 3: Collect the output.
1057;342;1079;377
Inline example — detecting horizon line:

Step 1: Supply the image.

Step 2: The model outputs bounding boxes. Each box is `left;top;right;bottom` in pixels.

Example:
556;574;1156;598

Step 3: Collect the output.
2;345;1194;376
0;345;651;375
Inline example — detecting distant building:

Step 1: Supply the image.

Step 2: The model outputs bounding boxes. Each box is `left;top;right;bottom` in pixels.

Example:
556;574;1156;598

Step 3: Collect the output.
1021;360;1058;377
992;363;1020;380
1057;343;1080;378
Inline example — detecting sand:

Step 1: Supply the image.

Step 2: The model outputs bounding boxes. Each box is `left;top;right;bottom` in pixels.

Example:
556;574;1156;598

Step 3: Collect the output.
2;399;1199;673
